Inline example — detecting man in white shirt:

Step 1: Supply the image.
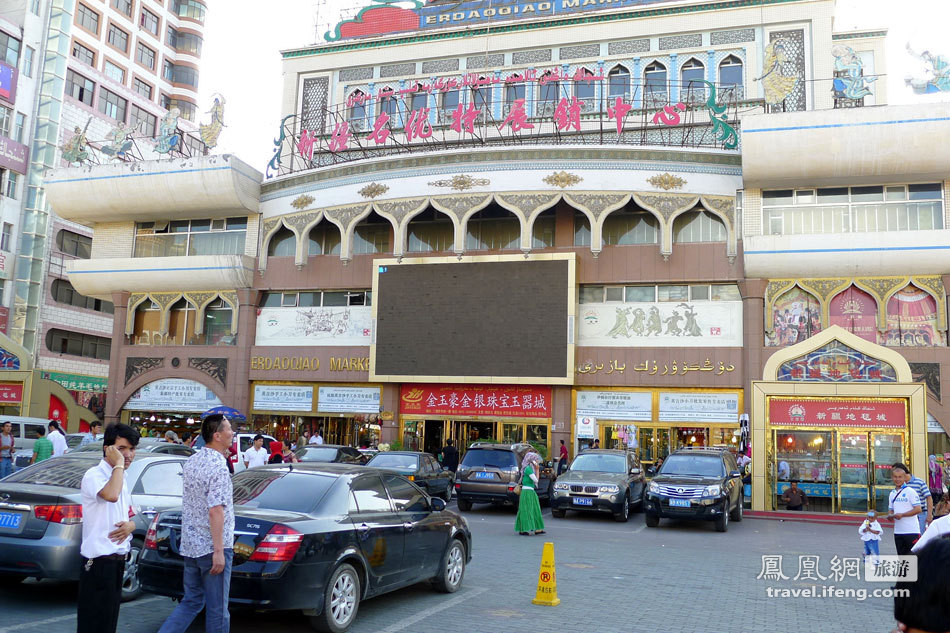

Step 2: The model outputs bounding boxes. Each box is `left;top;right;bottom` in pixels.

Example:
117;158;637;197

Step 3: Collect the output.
48;420;67;457
887;463;922;556
310;427;324;445
243;434;268;469
911;511;950;552
77;423;138;633
79;420;103;447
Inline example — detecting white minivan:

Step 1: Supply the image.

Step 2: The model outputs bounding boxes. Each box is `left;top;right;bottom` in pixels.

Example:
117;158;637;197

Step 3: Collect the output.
1;416;59;471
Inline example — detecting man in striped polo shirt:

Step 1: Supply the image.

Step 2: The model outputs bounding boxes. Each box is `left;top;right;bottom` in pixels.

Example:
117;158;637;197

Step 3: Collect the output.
897;463;933;533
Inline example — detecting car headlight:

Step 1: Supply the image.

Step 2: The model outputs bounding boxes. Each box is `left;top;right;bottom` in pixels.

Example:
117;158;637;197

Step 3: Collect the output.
703;485;721;497
648;482;660;493
598;485;620;494
553;482;570;491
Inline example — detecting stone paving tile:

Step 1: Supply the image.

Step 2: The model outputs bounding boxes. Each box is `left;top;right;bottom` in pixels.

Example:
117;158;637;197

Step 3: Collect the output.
0;504;901;633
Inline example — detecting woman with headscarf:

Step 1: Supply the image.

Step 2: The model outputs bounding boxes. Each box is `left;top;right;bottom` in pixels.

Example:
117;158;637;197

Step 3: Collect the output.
515;452;545;536
929;455;944;503
268;440;284;464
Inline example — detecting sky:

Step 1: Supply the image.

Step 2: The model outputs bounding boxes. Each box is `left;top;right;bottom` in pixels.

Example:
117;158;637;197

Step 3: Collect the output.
197;0;950;173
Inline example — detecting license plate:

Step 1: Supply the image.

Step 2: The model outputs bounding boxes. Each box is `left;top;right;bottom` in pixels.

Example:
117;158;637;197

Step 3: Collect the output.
0;511;21;529
669;498;691;508
474;471;495;480
573;497;593;506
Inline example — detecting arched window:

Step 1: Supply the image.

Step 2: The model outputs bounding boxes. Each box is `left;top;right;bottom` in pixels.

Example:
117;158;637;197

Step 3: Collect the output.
471;79;492;110
409;84;428;112
267;227;295;257
680;58;706;103
201;298;234;346
829;285;878;343
441;87;459;112
407;208;453;253
131;300;161;346
353;212;391;255
505;76;525;112
573;210;591;246
673;209;726;243
608;65;630;100
348;90;367;124
379;91;398;117
573;67;596;103
719;55;744;100
532;209;555;249
538;71;560;115
603;207;659;245
885;284;944;347
308;220;341;256
465;205;520;251
767;287;821;347
644;61;668;102
167;298;198;345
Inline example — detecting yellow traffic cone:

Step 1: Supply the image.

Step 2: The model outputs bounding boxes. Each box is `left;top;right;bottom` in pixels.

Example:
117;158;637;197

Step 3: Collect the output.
532;541;560;606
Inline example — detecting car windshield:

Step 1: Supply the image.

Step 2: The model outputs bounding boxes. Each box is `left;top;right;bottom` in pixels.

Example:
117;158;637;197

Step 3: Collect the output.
660;455;726;478
3;458;92;488
460;449;517;469
367;454;417;470
570;453;626;474
297;447;339;462
232;470;336;512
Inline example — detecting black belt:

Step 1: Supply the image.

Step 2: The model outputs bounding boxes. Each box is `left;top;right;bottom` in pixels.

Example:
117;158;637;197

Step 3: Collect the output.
85;553;127;561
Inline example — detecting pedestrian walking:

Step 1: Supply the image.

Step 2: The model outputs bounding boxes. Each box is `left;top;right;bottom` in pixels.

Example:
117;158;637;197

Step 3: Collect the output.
243;434;268;469
279;439;299;463
267;440;284;464
514;452;545;536
781;481;808;511
912;510;950;553
0;420;14;478
887;463;922;556
901;464;933;533
79;421;103;447
298;429;310;450
49;421;67;457
557;439;569;475
858;510;882;564
157;414;234;633
77;423;139;633
439;439;458;472
30;426;53;464
164;430;180;444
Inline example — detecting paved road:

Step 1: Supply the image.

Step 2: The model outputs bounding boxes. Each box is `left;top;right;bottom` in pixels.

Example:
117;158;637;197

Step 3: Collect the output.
0;502;899;632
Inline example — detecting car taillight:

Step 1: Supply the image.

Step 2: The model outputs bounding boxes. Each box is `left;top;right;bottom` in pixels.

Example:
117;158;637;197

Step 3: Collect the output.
144;514;160;550
248;524;303;562
34;504;82;524
407;475;414;481
455;483;461;489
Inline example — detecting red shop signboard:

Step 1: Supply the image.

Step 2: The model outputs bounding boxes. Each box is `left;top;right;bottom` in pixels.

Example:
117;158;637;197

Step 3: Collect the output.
0;382;23;403
400;384;551;418
768;398;906;429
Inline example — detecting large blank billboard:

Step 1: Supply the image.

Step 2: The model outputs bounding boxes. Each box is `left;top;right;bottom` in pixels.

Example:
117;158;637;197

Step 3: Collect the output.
370;254;575;384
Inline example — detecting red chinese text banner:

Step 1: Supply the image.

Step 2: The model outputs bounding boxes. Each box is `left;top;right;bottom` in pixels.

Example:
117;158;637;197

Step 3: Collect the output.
768;398;906;429
400;384;551;418
0;383;23;403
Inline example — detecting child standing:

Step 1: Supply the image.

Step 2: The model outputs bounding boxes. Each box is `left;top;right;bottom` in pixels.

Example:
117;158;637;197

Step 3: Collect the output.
859;510;882;563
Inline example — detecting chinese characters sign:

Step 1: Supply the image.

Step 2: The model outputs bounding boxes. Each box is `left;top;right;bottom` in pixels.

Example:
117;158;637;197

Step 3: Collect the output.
126;378;223;412
575;390;651;421
252;385;314;412
0;383;23;403
400;384;551;418
317;386;380;414
768;397;906;429
659;392;740;424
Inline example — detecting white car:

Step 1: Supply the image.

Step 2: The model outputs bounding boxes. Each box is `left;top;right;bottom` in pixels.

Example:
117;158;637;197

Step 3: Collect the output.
230;433;277;472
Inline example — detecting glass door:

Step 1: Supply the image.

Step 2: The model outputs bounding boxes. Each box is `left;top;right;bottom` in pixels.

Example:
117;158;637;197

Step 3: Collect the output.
838;433;870;514
871;433;904;513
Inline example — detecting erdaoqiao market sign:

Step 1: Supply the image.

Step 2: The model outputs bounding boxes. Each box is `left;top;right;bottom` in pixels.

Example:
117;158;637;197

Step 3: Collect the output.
768;398;906;429
326;0;685;41
400;384;551;417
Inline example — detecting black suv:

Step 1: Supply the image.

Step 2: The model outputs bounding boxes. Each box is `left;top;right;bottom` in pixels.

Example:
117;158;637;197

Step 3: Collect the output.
644;447;743;532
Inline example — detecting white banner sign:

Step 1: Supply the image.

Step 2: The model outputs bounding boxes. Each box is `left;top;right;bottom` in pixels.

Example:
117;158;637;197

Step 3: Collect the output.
576;416;597;439
125;378;223;412
317;386;380;414
255;306;373;346
576;391;653;421
658;392;740;423
253;385;314;412
578;301;743;348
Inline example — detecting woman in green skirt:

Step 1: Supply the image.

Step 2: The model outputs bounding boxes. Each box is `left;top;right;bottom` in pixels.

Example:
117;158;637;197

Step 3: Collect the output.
515;452;545;535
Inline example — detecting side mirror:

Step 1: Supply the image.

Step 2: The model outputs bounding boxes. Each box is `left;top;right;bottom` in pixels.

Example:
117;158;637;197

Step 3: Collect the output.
430;497;446;512
630;468;641;475
729;470;742;478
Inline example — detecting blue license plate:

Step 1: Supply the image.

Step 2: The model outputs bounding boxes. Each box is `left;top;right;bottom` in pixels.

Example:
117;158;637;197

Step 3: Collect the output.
573;497;593;506
474;471;495;480
0;511;21;529
669;498;691;508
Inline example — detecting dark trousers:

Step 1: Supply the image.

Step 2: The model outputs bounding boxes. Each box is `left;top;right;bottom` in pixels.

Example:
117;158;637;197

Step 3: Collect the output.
786;504;803;511
77;554;125;633
894;533;919;556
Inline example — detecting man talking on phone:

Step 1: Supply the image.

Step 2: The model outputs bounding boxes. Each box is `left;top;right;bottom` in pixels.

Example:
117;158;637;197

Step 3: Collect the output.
77;423;139;633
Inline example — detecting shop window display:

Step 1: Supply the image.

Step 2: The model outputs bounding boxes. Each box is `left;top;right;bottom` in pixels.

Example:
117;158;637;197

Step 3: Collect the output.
775;431;833;511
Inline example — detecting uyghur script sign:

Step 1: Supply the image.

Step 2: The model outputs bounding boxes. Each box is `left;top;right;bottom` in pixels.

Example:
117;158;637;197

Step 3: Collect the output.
768;397;906;429
327;0;685;41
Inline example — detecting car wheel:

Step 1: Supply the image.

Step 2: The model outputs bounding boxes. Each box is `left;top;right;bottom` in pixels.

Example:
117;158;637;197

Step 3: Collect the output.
121;539;144;602
715;500;729;532
551;508;566;518
644;512;660;528
613;493;630;522
456;498;472;512
310;563;360;633
730;493;743;522
432;539;466;594
442;483;453;502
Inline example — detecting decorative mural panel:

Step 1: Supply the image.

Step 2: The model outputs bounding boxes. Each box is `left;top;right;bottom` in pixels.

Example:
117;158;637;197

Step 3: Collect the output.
607;40;650;55
0;346;20;369
885;286;944;346
578;301;743;348
711;29;755;45
829;286;878;343
766;287;821;347
777;340;897;383
512;50;552;64
659;34;702;50
766;30;806;111
301;76;329;135
339;67;374;82
909;362;941;401
422;59;460;73
466;54;505;70
379;62;417;78
560;44;600;60
256;306;373;347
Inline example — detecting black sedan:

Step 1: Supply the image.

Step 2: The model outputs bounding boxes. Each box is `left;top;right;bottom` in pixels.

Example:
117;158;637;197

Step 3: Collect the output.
364;452;455;501
138;463;472;633
294;444;365;464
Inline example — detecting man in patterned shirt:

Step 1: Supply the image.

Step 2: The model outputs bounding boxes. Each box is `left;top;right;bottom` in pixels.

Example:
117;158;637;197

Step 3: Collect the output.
158;414;234;633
